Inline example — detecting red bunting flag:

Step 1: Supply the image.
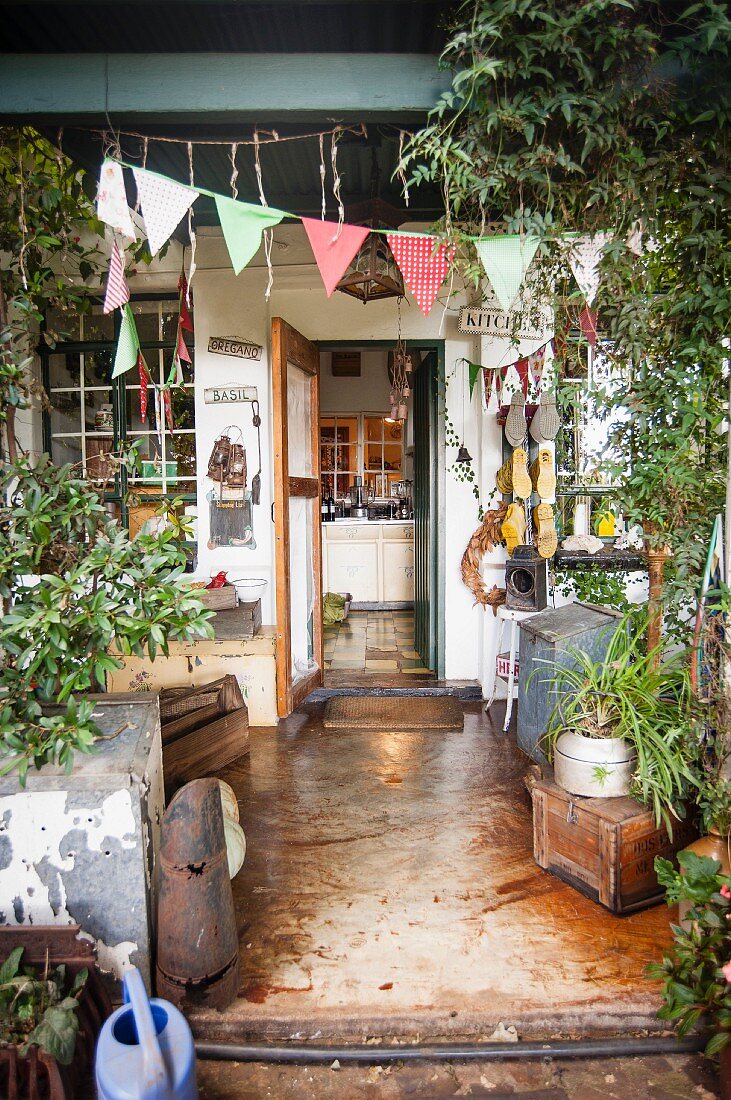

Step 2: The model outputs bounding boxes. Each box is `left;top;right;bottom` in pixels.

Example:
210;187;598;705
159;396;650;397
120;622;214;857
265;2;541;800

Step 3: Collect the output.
514;357;530;397
176;326;192;365
178;272;194;332
102;241;130;314
162;387;174;432
302;218;370;297
579;306;598;349
138;352;151;422
386;233;454;316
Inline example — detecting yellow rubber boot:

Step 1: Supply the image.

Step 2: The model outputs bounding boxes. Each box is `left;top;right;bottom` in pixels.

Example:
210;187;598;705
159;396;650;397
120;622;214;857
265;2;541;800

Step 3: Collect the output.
495;456;513;495
502;503;527;555
535;448;556;500
534;502;558;559
512;447;533;500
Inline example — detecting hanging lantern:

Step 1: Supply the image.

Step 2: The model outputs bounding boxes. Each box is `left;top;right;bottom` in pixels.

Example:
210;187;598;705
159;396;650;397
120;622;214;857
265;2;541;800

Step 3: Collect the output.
336;232;405;303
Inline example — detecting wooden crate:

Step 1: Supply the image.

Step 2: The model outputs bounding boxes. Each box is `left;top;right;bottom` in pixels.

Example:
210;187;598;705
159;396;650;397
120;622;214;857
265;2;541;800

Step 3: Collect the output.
212;600;262;638
529;771;697;913
198;585;237;610
161;675;249;798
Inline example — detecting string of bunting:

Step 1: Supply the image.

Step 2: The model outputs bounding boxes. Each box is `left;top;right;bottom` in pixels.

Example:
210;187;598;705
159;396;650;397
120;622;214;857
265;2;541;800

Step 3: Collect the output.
479;337;557;406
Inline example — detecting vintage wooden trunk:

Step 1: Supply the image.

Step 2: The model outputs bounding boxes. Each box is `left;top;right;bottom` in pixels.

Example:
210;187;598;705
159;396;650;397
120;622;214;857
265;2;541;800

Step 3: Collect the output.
529;772;697;913
214;600;262;638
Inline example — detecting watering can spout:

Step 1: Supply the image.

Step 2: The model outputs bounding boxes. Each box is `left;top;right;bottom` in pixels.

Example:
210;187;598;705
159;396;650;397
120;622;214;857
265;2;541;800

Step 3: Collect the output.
123;968;172;1100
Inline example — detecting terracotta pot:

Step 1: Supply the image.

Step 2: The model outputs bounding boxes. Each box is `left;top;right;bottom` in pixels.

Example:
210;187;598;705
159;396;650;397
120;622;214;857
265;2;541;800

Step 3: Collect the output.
678;828;731;929
553;731;636;799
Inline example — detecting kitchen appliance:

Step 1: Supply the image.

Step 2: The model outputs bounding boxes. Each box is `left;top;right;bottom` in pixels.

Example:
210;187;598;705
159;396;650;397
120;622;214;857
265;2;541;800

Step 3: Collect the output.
351;475;368;519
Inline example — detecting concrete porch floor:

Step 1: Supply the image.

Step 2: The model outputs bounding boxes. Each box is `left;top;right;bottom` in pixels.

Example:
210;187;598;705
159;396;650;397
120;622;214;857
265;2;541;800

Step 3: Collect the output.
192;701;678;1044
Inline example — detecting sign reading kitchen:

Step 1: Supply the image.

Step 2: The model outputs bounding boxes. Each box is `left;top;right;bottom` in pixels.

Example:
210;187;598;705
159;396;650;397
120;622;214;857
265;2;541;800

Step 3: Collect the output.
208;335;263;360
204;385;258;405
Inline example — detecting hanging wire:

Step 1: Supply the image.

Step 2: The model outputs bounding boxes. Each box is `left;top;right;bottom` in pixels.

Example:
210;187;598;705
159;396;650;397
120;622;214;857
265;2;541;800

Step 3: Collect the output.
17;136;28;290
330;129;345;240
134;136;148;213
319;132;327;220
397;130;410;208
186;141;197;305
87;122;365;148
254;130;275;299
229;141;239;200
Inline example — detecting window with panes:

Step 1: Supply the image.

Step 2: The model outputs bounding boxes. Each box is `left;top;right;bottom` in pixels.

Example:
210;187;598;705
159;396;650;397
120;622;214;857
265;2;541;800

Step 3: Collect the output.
319;413;404;499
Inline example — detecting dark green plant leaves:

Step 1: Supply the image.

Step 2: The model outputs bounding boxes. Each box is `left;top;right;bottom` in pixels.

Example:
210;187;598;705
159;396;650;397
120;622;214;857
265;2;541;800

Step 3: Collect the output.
20;998;80;1065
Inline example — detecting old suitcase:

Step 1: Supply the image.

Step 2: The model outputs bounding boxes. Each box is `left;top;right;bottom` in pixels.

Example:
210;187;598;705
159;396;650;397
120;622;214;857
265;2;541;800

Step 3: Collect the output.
529;771;697;913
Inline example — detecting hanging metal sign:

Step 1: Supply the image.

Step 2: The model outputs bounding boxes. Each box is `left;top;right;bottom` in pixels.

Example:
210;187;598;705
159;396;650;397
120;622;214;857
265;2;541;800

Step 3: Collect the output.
204;385;258;405
458;305;550;340
208;335;263;360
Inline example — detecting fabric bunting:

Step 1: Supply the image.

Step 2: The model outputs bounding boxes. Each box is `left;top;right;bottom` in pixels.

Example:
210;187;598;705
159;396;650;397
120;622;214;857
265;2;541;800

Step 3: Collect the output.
162;387;174;433
112;304;141;379
527;344;547;388
566;232;611;306
302;218;370;297
102;241;130;314
475;235;540;313
133;167;199;257
514;357;530;398
97;161;136;241
178;272;194;332
482;367;498;411
465;360;482;400
579;306;598;348
386;234;454;316
138;352;151;422
214;195;287;276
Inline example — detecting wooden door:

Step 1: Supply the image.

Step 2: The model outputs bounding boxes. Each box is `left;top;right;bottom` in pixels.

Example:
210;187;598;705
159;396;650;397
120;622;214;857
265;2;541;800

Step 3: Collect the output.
271;318;323;716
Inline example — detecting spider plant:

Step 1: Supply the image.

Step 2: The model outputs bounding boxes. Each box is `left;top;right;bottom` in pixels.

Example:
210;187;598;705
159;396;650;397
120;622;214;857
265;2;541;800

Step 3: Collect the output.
540;617;700;834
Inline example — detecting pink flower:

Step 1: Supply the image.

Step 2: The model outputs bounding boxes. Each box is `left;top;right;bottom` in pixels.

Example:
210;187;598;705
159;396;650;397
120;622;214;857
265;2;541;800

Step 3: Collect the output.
723;961;731;983
721;884;731;899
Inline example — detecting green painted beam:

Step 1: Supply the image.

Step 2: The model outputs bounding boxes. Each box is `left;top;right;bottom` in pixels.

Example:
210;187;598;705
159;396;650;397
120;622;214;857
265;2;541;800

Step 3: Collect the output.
0;53;451;124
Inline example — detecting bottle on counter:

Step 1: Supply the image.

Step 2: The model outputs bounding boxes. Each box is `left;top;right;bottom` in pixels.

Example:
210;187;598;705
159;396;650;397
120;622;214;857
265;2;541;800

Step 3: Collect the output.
321;487;330;523
343;492;352;518
327;490;336;522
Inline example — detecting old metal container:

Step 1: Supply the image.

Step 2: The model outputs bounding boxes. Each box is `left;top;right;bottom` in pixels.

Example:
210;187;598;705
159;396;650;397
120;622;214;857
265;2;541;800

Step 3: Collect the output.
156;779;239;1010
517;602;623;763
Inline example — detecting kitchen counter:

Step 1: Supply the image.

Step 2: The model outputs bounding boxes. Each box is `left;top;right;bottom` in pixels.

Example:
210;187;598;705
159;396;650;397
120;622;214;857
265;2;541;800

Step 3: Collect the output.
321;520;414;604
324;517;414;526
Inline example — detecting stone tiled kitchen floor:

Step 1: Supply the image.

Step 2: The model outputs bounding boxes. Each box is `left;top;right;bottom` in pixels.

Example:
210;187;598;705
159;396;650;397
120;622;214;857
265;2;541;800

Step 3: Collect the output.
323;609;431;672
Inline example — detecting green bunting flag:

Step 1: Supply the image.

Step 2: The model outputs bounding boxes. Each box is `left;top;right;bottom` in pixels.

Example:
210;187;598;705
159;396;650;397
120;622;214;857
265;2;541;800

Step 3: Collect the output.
475;235;540;313
215;195;287;275
466;360;482;399
112;303;141;378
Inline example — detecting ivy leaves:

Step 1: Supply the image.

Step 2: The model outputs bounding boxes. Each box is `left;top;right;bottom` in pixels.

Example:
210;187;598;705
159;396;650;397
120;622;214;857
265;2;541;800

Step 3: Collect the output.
0;947;88;1065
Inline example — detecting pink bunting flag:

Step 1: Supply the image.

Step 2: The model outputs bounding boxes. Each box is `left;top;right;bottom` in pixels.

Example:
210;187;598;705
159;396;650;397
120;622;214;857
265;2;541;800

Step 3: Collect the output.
138;352;150;422
102;241;130;314
162;387;174;433
579;306;598;349
514;357;530;398
302;218;370;297
178;272;194;332
386;234;455;316
176;326;192;365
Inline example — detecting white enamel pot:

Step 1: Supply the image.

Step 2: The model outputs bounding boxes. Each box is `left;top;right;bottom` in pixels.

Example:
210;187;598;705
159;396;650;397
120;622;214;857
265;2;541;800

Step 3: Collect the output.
553;730;636;799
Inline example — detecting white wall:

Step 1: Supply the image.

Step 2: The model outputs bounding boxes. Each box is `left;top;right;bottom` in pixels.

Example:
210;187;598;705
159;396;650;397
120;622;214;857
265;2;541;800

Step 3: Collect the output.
319;348;391;413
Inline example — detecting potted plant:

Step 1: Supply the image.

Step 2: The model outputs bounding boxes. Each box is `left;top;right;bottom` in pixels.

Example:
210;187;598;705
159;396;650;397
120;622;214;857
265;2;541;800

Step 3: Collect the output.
649;851;731;1092
538;616;698;834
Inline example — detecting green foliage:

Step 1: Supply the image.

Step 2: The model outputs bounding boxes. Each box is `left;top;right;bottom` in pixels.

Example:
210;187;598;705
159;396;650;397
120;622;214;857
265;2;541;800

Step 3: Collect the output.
648;852;731;1055
0;450;214;783
405;2;731;629
538;615;700;832
0;946;88;1065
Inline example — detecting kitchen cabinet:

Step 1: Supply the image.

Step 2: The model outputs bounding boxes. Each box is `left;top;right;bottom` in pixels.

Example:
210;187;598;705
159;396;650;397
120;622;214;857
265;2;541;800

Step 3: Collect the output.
322;521;414;605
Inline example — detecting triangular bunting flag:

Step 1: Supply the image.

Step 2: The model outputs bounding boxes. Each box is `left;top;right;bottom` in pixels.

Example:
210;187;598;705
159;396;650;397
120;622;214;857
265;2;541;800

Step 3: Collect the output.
302;218;370;297
528;344;547;388
386;234;454;316
475;235;540;313
514;357;530;397
103;241;130;314
214;195;287;276
133;167;199;257
112;304;141;378
162;387;174;433
565;232;611;306
178;272;194;332
97;161;135;241
466;361;482;400
176;326;192;365
138;352;151;422
579;306;598;348
482;368;497;412
168;324;192;388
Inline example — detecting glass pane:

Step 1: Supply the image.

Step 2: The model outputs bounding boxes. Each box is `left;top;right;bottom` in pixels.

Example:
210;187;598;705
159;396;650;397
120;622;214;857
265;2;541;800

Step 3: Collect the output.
336;474;351;498
321;445;334;472
287;362;312;478
365;442;383;471
84;388;113;433
365;416;383;442
320;417;335;440
49;390;81;436
84;350;113;387
383;444;402;472
46;307;81;343
51;434;82;468
384;419;403;444
85;437;116;483
288;497;318;683
82;308;115;343
48;352;81;389
337;417;358;444
337;443;357;472
130;301;161;343
161;306;179;341
170;433;196;479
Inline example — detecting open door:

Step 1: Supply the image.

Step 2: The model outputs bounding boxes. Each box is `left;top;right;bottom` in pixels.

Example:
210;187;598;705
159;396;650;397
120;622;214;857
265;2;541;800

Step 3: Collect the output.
271;318;323;717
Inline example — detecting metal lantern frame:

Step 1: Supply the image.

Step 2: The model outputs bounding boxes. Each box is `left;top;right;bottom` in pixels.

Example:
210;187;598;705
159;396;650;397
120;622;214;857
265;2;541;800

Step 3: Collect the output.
336;231;405;303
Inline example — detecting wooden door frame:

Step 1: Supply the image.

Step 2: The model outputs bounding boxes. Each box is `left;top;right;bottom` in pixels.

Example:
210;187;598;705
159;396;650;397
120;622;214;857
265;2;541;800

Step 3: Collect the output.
272;317;323;717
316;339;445;678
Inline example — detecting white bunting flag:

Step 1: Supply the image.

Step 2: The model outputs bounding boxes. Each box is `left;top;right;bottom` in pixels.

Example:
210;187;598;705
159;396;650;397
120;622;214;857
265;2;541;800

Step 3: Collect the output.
566;232;611;306
475;235;540;313
97;161;135;241
133;167;199;257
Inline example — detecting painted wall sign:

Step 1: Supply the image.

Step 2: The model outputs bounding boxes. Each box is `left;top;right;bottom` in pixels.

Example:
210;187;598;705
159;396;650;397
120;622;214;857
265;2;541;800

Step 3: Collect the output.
458;305;550;340
204;385;258;405
208;335;263;360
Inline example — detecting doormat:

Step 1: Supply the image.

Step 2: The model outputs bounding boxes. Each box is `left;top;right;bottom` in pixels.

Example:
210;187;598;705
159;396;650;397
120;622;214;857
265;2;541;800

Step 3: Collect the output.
323;695;464;730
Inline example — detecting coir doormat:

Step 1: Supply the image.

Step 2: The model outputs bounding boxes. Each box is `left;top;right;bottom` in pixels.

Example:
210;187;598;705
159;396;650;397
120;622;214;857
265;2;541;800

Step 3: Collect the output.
323;695;464;730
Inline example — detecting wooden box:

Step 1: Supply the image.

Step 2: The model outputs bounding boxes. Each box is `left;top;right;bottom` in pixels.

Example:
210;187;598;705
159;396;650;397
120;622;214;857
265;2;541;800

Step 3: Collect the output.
529;772;697;913
213;600;262;638
161;676;249;797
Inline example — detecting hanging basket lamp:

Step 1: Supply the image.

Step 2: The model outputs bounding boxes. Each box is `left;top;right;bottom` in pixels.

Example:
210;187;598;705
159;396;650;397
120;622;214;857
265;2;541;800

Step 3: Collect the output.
336;232;405;304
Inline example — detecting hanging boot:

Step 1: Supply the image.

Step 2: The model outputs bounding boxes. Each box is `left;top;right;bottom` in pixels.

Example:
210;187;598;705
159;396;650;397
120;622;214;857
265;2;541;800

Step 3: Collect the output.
502;502;527;555
534;502;558;559
505;390;527;446
495;456;513;495
511;447;533;500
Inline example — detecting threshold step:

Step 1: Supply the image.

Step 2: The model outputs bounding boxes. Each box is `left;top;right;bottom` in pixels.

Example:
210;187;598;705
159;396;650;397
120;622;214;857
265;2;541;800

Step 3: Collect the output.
308;679;482;702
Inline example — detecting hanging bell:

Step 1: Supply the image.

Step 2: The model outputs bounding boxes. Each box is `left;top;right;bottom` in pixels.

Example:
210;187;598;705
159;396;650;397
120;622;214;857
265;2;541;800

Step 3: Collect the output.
456;445;473;463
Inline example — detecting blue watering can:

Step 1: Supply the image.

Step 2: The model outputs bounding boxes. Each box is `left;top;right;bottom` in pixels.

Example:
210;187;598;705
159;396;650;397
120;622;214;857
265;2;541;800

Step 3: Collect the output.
95;968;198;1100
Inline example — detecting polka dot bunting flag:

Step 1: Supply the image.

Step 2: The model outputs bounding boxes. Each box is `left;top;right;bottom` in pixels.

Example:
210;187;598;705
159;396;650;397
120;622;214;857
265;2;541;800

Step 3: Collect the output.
133;166;199;257
386;233;455;316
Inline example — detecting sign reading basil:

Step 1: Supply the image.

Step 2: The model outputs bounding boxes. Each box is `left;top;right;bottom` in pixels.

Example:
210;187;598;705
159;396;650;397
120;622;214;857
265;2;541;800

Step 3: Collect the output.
208;335;263;360
204;385;258;405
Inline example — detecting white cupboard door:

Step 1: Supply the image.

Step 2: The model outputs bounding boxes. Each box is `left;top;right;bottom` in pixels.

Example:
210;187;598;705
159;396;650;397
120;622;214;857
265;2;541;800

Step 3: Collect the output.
326;541;379;601
382;540;415;602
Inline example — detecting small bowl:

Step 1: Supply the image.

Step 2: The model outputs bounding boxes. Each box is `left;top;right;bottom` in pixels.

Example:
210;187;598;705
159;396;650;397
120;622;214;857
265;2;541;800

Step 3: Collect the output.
233;578;268;603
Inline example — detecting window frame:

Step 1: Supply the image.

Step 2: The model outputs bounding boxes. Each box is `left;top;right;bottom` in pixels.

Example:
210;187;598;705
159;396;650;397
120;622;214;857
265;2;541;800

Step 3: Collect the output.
319;411;405;499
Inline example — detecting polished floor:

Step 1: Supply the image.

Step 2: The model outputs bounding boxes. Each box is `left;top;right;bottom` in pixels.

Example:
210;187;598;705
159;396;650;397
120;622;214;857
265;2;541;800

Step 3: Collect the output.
323;609;431;673
193;701;676;1043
